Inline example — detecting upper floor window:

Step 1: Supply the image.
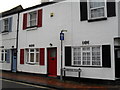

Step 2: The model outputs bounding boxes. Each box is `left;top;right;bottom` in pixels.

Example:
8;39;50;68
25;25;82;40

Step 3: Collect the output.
3;18;9;32
0;17;12;33
80;0;116;21
88;0;106;20
28;11;37;27
23;9;42;30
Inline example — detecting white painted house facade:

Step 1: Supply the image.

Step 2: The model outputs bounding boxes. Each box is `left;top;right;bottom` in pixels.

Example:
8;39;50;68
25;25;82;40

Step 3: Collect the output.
0;0;120;80
0;6;23;72
17;0;120;80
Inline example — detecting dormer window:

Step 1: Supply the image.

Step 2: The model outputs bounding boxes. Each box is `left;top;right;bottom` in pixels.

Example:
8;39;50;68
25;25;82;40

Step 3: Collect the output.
88;0;106;20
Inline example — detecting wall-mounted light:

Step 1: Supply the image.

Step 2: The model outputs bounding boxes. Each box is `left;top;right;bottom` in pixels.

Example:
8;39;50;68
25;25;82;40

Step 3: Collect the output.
61;30;67;33
12;46;14;49
49;43;53;46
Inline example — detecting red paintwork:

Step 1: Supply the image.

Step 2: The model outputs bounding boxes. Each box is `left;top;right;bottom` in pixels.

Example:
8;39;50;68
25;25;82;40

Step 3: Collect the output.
38;9;42;27
20;49;24;64
48;48;57;77
40;48;45;65
23;13;27;30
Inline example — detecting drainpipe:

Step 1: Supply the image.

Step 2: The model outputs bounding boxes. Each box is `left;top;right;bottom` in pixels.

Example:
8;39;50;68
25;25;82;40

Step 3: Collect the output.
16;12;20;72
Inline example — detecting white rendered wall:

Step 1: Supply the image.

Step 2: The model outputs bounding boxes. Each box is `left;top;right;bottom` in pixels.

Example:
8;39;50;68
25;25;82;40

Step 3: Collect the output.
63;1;118;80
18;1;119;80
0;14;18;71
18;1;72;75
118;1;120;36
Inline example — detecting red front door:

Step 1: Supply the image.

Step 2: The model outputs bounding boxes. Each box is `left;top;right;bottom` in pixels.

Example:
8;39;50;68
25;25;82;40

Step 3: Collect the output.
47;48;57;77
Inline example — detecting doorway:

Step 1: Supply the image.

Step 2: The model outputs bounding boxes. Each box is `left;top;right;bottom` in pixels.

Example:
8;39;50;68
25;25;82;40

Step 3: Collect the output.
11;49;17;72
115;47;120;78
47;48;57;77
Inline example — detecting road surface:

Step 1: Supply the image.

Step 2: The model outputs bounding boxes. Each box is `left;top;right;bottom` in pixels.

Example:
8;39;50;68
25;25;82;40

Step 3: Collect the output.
0;78;52;89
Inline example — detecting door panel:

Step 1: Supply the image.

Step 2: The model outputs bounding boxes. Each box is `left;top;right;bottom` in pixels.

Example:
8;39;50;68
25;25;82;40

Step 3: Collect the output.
115;48;120;78
11;49;17;72
48;48;57;77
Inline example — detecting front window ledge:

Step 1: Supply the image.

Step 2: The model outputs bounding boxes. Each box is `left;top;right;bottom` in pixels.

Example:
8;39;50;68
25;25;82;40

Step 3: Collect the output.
71;65;102;68
26;26;37;31
2;31;9;35
0;61;6;63
26;25;38;31
88;17;107;22
26;62;39;65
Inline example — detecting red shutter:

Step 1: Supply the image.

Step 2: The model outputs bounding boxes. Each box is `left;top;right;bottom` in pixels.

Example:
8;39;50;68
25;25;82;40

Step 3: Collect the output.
40;48;45;65
23;13;27;30
20;49;24;64
38;9;42;27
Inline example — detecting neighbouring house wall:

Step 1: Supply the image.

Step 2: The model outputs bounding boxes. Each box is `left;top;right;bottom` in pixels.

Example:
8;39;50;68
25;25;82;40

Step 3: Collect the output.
0;14;18;71
118;1;120;37
62;0;118;80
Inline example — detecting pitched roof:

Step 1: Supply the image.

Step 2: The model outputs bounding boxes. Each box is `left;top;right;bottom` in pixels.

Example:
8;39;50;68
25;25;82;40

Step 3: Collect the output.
1;5;23;17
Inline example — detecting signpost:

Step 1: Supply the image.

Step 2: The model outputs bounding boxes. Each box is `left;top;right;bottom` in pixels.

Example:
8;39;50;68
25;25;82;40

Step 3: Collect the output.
60;30;67;80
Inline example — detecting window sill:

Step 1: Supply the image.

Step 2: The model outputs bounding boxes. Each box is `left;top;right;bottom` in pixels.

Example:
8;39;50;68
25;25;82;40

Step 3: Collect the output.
0;61;7;63
71;65;103;68
1;31;9;35
26;62;39;65
26;26;38;31
88;17;107;22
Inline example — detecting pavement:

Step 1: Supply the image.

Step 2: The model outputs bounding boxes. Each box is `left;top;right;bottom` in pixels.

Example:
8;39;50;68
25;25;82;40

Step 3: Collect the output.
1;70;120;89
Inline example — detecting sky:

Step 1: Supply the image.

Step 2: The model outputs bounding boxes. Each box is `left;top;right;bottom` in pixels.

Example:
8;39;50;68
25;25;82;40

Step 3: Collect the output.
0;0;42;13
0;0;119;13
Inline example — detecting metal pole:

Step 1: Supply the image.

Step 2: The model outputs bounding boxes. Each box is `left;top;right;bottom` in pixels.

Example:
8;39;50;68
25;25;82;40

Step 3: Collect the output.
60;39;63;80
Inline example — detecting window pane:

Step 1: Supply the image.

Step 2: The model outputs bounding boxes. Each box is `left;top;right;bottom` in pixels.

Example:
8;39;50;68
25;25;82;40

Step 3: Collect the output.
1;53;4;61
30;49;34;52
73;47;81;66
90;2;104;8
36;53;39;62
5;53;7;61
91;8;104;18
117;50;120;58
27;53;29;62
4;19;9;31
92;47;101;66
50;49;56;57
29;11;37;26
82;52;90;65
30;53;34;62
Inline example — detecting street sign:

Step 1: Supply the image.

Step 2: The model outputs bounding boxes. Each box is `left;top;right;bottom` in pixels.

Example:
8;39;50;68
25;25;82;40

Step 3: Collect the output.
60;33;64;40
